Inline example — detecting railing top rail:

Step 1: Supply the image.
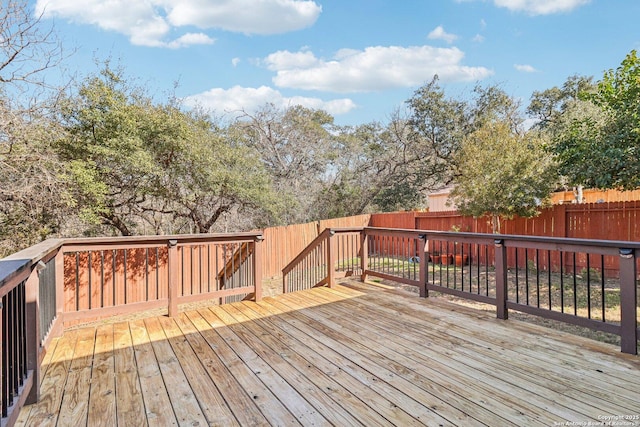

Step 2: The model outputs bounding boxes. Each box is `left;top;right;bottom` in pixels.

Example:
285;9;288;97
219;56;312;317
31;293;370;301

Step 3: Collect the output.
0;258;31;291
419;229;640;250
365;226;640;254
60;231;264;249
1;239;64;291
282;228;334;275
329;227;366;234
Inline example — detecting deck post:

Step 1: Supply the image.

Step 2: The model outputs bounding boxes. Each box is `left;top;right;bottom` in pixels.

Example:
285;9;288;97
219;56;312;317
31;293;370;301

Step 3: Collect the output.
25;265;41;404
327;230;336;288
360;230;368;282
619;248;637;355
494;239;508;320
168;239;178;317
418;234;428;297
53;249;65;338
253;236;264;301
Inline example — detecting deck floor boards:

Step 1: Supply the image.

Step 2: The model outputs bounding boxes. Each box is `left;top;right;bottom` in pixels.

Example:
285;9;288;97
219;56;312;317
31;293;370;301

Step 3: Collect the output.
18;280;640;426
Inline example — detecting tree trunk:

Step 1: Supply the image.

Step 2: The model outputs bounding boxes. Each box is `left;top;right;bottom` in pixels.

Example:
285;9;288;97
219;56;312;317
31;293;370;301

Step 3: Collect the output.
491;214;501;234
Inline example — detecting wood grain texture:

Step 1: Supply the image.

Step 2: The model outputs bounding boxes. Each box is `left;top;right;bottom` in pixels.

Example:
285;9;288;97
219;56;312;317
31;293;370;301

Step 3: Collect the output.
16;279;640;426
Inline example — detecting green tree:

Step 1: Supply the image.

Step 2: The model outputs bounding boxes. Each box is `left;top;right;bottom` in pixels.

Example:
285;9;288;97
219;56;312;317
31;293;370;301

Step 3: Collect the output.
550;51;640;190
55;66;165;235
55;65;277;235
160;117;278;233
528;75;596;132
450;121;556;233
406;76;468;191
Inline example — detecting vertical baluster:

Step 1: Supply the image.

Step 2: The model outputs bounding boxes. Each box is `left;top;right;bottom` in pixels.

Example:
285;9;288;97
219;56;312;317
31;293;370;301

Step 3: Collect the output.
75;252;80;311
573;252;578;316
484;245;489;297
535;249;540;308
560;252;564;313
600;254;605;322
88;252;92;310
525;249;530;306
547;250;552;310
124;249;129;305
586;254;591;319
515;248;519;304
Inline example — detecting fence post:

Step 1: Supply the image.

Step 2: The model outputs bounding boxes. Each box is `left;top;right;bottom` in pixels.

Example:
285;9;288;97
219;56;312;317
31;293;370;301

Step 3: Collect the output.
360;230;368;282
494;239;508;320
418;234;427;298
253;236;264;301
327;230;336;288
619;248;637;355
168;239;178;317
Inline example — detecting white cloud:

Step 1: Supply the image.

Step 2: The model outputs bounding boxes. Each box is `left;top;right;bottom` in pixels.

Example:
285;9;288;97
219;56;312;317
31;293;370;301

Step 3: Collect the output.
472;34;485;43
458;0;591;15
263;50;320;71
427;26;459;44
495;0;590;14
167;0;321;34
266;46;493;93
514;63;538;73
232;58;241;67
166;33;216;49
35;0;321;48
184;85;357;116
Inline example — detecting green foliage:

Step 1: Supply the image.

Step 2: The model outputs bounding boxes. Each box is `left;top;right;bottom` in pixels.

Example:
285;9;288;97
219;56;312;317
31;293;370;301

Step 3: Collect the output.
54;64;277;235
406;76;468;186
550;50;640;190
450;121;556;233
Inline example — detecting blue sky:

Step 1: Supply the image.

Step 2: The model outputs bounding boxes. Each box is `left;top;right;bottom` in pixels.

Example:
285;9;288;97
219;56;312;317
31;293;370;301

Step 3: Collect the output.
35;0;640;126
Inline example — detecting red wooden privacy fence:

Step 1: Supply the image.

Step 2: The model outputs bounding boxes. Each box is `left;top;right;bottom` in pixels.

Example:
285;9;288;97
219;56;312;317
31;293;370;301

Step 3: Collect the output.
369;202;640;278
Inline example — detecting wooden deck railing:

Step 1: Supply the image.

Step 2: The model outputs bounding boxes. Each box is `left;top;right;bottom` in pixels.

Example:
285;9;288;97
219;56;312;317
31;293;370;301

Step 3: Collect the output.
0;232;263;426
1;225;639;426
284;226;639;356
282;228;363;293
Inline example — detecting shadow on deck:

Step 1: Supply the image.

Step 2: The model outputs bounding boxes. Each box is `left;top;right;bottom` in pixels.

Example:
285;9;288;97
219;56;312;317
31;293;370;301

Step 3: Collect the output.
17;279;640;426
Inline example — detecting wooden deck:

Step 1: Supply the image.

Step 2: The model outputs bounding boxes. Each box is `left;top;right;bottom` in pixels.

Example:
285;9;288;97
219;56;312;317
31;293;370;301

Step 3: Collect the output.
16;280;640;426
